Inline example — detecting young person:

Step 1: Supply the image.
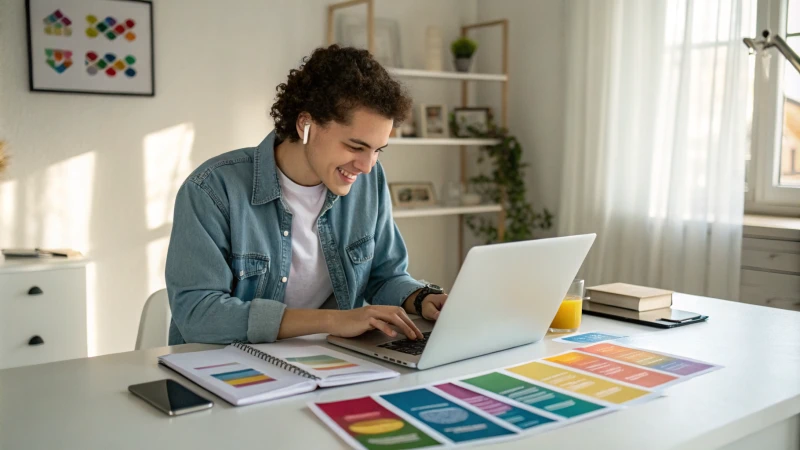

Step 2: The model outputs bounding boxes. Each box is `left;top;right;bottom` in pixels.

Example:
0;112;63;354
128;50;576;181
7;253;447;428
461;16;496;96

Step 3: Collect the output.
165;45;447;345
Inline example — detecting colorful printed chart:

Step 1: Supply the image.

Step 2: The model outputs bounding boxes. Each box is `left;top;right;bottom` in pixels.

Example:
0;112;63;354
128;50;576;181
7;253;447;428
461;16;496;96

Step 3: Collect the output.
544;352;679;389
577;343;720;378
311;343;721;449
195;362;274;388
286;354;358;371
313;397;442;450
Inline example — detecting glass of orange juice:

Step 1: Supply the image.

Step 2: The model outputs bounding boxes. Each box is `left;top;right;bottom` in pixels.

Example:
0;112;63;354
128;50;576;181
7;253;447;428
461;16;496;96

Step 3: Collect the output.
549;279;584;333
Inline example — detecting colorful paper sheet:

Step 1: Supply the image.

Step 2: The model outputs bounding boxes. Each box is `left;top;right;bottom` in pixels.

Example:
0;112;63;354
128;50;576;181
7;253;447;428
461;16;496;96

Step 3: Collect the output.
433;383;555;431
381;388;516;443
576;342;721;378
505;361;657;404
544;352;679;389
459;372;609;419
552;332;627;344
311;343;721;449
313;396;442;450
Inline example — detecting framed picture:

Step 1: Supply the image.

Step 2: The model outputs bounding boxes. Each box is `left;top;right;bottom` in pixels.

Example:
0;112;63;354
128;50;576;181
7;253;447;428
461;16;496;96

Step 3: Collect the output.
337;15;402;68
389;182;437;208
453;107;492;137
26;0;155;96
418;104;448;138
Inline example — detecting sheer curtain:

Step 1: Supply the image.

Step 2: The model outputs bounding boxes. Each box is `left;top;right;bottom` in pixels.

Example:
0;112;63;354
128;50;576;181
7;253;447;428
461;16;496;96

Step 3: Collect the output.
559;0;756;300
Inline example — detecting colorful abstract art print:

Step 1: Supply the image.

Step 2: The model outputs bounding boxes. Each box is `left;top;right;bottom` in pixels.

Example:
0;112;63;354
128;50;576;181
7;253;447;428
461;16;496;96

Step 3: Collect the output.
85;52;136;78
43;9;72;36
45;48;72;73
85;15;136;41
26;0;154;96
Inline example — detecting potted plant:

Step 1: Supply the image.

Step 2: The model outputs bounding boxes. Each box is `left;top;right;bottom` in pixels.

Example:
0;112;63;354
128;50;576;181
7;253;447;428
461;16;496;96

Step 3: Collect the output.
450;115;554;243
450;37;478;72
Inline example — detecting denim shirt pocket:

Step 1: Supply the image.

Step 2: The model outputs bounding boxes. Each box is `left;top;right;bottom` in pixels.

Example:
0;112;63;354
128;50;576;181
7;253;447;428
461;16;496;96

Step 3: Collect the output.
230;253;270;300
346;235;374;296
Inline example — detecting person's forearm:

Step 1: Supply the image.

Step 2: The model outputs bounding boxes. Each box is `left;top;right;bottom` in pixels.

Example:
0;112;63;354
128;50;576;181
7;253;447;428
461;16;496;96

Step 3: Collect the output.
403;289;422;315
277;309;336;339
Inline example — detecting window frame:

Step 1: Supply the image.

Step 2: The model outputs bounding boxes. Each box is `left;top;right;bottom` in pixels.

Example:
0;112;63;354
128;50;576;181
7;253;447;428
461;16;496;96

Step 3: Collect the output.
748;0;800;212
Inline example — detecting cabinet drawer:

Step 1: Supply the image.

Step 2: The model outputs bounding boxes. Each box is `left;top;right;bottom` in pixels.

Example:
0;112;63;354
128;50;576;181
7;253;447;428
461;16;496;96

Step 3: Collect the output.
0;268;87;369
741;238;800;274
739;269;800;312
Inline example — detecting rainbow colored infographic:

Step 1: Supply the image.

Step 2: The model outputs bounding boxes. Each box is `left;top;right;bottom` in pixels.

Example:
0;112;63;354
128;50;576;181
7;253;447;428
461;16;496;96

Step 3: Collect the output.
195;362;274;388
286;354;358;371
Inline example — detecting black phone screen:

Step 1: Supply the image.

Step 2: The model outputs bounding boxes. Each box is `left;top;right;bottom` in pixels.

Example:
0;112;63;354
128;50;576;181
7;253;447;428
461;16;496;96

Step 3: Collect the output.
128;379;212;415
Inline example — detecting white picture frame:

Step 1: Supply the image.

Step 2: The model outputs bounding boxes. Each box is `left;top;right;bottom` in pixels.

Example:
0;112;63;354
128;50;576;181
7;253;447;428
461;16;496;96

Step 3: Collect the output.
337;15;402;68
389;182;437;208
26;0;155;96
453;107;492;137
418;104;448;138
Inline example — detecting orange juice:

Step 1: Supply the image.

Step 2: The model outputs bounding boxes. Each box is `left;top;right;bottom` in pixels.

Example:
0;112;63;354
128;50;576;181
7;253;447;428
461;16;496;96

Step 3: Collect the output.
549;296;583;332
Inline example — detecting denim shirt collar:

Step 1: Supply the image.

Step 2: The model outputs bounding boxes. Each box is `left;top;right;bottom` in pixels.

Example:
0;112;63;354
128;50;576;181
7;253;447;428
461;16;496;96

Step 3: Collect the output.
251;131;339;210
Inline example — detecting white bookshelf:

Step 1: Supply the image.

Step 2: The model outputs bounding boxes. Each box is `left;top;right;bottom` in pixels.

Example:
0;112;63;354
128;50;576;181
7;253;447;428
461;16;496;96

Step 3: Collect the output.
388;137;501;146
393;204;502;219
387;67;508;82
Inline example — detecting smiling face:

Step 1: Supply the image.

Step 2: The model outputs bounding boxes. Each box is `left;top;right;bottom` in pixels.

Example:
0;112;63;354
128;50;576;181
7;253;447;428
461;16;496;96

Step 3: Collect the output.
303;108;393;196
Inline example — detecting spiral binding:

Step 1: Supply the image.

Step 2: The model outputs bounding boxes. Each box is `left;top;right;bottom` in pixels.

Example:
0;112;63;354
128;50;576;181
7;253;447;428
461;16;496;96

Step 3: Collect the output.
231;341;319;380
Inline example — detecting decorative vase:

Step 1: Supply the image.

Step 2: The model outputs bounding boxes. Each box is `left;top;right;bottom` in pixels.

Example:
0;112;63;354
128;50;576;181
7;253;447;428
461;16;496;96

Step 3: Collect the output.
454;57;472;72
425;26;443;71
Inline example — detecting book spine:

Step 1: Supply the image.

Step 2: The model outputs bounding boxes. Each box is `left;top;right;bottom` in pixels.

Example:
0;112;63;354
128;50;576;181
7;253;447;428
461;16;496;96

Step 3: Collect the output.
231;341;320;380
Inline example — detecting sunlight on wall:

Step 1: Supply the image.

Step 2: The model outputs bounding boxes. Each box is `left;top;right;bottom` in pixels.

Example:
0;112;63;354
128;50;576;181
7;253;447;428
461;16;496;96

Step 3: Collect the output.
146;236;170;297
144;123;194;231
86;261;98;357
22;152;96;251
0;180;18;246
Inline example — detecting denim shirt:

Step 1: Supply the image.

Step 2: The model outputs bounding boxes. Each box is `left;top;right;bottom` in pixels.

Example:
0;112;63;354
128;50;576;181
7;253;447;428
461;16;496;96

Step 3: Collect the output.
165;131;424;345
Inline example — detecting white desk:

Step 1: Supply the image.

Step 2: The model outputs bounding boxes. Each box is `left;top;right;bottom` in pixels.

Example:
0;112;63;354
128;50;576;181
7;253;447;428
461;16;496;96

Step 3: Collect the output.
1;294;799;450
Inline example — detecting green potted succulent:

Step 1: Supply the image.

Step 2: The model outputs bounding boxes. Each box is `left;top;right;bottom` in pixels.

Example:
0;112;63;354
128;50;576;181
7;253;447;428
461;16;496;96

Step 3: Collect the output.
450;37;478;72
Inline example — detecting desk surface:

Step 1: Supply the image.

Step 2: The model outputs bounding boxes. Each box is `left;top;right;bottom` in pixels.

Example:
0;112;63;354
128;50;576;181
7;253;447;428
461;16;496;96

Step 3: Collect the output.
1;294;799;450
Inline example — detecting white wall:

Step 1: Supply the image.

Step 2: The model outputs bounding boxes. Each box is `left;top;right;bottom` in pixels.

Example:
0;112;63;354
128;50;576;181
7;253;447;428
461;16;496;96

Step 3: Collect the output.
474;0;567;236
0;0;478;356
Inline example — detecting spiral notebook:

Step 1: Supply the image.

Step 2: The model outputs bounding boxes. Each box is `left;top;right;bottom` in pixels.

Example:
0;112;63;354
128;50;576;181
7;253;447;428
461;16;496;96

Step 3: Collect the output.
158;342;399;406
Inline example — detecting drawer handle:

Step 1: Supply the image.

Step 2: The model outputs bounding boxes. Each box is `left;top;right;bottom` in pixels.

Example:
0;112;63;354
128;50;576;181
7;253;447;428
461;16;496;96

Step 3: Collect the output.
28;335;44;346
28;286;44;296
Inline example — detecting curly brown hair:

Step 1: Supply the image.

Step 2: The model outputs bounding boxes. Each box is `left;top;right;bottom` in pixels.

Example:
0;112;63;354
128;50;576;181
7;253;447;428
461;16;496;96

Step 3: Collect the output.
270;45;412;142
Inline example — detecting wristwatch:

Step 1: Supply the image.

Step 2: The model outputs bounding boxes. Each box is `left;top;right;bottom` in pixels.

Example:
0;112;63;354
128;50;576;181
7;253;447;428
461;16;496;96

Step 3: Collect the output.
414;283;444;316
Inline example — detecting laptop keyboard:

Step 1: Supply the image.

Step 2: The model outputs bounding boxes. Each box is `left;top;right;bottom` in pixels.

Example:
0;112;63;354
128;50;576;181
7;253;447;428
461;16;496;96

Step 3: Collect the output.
378;332;432;356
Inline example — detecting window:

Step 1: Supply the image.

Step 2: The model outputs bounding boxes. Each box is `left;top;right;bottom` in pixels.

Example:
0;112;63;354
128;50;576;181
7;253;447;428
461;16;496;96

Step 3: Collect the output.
750;0;800;208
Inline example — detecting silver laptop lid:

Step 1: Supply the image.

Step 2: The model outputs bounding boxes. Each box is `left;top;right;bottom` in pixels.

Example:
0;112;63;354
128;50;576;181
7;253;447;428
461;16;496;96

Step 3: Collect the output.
416;234;595;370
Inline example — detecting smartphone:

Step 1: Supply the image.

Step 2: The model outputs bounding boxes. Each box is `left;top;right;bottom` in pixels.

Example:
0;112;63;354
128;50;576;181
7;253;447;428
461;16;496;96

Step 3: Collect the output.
128;379;213;416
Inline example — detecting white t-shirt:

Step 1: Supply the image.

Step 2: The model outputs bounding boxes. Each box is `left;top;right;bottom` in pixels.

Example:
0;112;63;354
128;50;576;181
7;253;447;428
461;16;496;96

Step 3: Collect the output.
277;168;334;309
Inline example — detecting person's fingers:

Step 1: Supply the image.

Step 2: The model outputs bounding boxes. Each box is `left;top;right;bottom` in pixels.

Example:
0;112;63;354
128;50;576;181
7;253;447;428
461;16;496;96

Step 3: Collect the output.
368;317;396;338
377;309;418;340
423;301;441;320
395;308;423;339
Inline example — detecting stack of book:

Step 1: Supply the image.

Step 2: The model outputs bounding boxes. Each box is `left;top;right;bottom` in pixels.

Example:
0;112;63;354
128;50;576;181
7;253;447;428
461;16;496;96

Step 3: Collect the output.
586;283;673;311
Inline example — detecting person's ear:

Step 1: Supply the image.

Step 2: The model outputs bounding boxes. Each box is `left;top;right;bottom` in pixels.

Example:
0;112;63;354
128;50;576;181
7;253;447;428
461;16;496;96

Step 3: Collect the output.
296;113;312;144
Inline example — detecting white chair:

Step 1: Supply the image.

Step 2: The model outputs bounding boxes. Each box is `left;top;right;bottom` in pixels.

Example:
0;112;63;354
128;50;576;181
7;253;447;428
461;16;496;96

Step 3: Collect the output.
135;289;171;350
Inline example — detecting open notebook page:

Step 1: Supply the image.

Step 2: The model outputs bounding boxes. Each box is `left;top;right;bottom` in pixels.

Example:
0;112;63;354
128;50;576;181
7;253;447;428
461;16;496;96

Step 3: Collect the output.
249;344;400;388
159;347;317;406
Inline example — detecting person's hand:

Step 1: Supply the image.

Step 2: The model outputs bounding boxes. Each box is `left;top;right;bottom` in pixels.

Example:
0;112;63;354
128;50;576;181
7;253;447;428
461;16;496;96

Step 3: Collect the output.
328;306;423;340
419;293;447;320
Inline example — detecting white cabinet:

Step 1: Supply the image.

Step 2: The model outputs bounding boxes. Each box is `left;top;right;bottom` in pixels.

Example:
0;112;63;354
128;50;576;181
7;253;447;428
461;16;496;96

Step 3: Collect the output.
740;216;800;312
0;258;88;369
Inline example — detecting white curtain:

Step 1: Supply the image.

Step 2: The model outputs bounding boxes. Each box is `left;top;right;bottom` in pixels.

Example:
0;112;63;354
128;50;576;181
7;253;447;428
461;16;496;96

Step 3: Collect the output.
559;0;756;300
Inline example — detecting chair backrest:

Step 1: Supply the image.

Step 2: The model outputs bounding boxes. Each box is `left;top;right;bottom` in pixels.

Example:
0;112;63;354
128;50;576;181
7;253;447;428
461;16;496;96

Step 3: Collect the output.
135;289;171;350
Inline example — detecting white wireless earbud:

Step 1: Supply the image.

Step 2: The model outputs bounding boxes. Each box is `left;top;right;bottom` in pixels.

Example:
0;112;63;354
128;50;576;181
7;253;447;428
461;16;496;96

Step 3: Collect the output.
302;123;310;145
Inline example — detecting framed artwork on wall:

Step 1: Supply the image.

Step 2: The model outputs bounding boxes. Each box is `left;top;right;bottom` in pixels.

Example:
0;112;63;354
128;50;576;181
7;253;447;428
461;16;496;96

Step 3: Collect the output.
26;0;155;96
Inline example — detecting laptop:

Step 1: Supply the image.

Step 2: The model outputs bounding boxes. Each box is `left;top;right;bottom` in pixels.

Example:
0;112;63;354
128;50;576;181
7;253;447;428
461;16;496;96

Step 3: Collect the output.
327;234;596;370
